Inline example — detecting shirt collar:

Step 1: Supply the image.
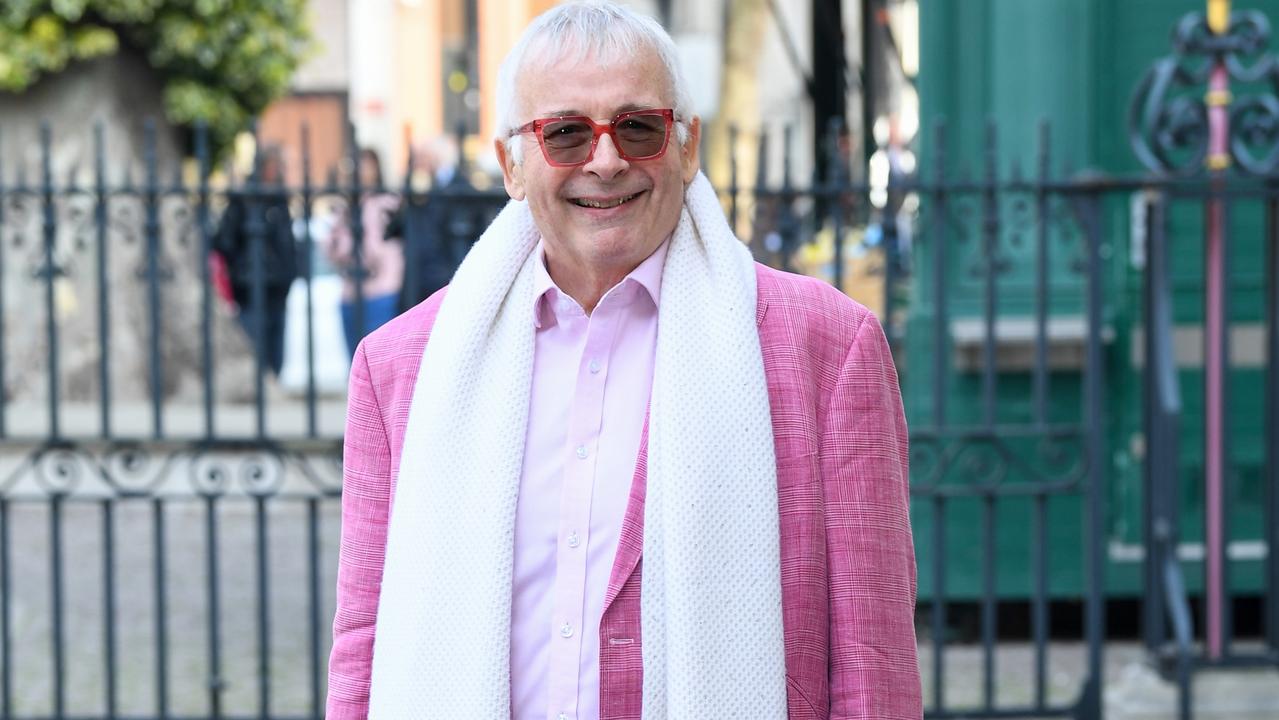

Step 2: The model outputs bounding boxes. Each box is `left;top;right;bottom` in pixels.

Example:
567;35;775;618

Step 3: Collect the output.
533;236;670;329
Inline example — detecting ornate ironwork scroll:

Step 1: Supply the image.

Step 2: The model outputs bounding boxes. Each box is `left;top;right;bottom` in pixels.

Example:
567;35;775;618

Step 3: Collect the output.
1129;10;1279;175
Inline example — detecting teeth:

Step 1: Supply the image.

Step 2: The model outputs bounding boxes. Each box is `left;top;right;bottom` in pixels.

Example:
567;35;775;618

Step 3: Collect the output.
573;192;637;209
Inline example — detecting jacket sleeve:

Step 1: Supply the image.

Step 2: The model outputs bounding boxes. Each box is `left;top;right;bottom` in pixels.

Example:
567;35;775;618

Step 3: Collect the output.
326;343;393;719
822;312;922;719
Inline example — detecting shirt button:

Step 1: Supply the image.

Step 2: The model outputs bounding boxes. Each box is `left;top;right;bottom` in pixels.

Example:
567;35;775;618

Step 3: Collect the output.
575;445;588;459
559;715;569;720
588;358;601;374
567;531;580;548
560;623;574;638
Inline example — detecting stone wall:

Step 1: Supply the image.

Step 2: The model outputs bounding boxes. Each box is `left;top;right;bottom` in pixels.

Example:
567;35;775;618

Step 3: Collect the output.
0;51;263;410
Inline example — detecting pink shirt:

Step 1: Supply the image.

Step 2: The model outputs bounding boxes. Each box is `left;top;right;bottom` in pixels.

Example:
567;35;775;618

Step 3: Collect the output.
510;240;668;720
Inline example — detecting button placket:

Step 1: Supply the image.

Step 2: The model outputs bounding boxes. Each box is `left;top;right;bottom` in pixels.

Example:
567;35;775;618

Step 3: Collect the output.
546;296;623;720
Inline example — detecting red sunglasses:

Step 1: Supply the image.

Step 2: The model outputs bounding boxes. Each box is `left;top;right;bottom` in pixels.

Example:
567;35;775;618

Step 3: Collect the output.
512;108;676;167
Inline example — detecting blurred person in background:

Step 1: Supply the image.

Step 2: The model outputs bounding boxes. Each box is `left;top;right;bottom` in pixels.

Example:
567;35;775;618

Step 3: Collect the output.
213;145;298;375
325;148;404;358
390;135;471;311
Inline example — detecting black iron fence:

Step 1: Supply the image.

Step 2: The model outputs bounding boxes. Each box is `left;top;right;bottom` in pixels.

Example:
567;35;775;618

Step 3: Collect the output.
898;122;1108;719
0;111;1277;719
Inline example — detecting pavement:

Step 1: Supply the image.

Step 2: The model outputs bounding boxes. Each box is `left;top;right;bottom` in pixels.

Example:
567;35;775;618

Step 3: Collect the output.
1105;658;1279;720
919;642;1279;719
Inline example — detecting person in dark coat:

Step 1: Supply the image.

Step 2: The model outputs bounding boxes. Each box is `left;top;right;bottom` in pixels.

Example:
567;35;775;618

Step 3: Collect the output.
386;137;494;312
213;146;298;376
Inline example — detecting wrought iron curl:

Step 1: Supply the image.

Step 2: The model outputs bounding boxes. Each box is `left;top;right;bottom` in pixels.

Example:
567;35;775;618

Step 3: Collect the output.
190;450;233;497
3;195;35;249
59;192;97;254
100;442;171;496
1046;196;1083;244
1171;13;1224;71
908;436;945;487
162;197;195;250
1130;10;1279;175
1230;94;1279;173
1220;12;1273;78
238;450;286;497
1003;193;1035;249
33;445;86;496
107;196;142;245
1032;433;1088;485
909;432;1090;492
948;196;978;244
952;439;1010;487
125;199;176;283
4;196;59;282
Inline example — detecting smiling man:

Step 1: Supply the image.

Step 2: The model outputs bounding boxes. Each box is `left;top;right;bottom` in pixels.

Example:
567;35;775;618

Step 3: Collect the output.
327;2;921;719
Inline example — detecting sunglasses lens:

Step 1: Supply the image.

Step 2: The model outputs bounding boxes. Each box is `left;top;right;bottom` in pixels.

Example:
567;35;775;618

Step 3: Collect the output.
540;120;593;164
533;112;671;165
615;113;668;159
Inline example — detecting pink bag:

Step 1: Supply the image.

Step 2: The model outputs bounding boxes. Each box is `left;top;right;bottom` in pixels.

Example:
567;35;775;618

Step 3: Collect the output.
209;251;237;310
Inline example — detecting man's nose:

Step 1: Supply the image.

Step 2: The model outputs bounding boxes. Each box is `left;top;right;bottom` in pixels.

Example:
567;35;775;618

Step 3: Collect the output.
582;132;629;179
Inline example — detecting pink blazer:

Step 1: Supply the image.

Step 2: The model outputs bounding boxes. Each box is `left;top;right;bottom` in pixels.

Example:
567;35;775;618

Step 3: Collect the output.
328;263;922;719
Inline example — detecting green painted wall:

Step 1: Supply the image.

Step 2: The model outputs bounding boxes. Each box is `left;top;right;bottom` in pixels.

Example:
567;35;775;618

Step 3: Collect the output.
910;0;1279;601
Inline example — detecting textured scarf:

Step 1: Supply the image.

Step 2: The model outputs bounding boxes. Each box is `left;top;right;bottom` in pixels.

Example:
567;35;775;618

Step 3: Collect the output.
369;172;787;719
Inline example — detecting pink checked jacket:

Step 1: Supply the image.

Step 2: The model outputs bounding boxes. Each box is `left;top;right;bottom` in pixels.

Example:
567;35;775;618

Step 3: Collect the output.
328;262;922;719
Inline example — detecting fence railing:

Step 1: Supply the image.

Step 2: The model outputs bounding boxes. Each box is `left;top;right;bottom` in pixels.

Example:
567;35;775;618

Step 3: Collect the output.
1;115;1277;719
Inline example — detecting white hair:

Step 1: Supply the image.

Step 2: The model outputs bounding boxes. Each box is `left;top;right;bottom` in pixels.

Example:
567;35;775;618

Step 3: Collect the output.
495;0;694;163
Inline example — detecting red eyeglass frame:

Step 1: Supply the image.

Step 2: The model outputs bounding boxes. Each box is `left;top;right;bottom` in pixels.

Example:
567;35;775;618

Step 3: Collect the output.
512;108;676;167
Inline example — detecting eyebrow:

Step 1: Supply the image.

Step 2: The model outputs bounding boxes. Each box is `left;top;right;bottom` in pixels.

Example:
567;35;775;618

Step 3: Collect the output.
540;103;658;119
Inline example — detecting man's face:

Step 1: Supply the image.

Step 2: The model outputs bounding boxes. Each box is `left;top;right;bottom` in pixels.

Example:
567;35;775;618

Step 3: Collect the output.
496;46;701;282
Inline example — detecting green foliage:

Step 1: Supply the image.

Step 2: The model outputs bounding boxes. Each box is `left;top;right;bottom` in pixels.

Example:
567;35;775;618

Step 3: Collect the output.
0;0;313;155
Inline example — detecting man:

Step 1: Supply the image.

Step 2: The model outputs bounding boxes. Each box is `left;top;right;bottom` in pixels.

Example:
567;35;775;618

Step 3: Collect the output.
390;136;477;312
328;2;920;718
213;145;297;376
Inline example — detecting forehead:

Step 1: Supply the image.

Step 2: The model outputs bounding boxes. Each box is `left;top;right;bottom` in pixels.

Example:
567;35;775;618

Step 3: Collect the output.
516;45;671;119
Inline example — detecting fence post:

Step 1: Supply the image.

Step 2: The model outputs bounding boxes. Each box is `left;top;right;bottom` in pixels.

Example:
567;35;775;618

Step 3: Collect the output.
143;119;164;439
301;122;318;437
928;118;948;714
1142;188;1168;657
196;121;215;440
346;122;367;353
40;123;61;440
1266;184;1279;662
94;123;113;439
246;121;268;438
1081;191;1107;720
1031;119;1052;710
0;129;6;441
826;117;846;295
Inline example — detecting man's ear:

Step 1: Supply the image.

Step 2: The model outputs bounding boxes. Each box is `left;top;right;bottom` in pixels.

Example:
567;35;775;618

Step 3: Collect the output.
495;137;526;200
681;116;702;184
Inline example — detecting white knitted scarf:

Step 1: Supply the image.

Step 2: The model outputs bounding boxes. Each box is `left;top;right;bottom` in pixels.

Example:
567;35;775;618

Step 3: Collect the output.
368;172;787;719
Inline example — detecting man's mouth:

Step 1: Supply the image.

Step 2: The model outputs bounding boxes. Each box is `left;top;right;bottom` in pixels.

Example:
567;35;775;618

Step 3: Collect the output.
569;191;641;209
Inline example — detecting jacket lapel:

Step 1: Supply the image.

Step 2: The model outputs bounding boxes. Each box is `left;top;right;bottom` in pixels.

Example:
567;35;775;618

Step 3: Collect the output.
603;412;648;611
602;271;772;613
